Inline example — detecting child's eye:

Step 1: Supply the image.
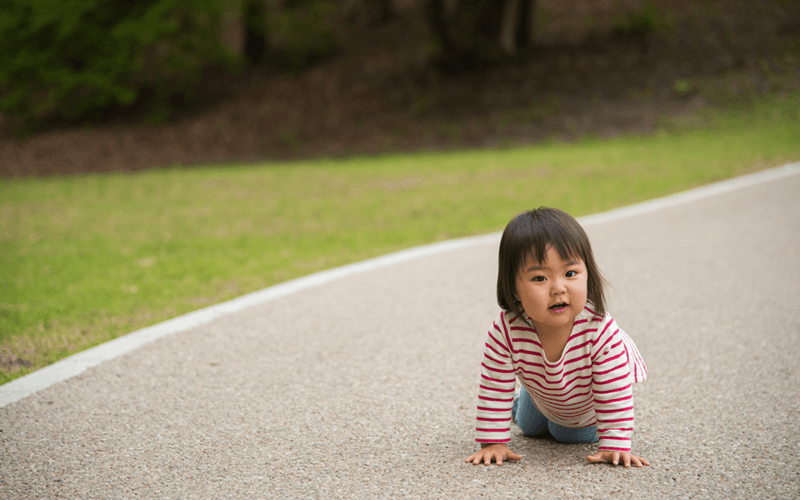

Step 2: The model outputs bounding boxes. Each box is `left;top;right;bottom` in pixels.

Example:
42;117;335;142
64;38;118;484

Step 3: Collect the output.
531;276;546;282
566;270;578;277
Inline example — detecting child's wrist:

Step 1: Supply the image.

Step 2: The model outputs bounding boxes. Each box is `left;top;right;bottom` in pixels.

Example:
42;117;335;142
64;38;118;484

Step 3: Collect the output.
480;442;504;448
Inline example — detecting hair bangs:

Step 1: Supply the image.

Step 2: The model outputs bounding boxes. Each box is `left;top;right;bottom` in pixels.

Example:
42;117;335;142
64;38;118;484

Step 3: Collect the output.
525;207;587;266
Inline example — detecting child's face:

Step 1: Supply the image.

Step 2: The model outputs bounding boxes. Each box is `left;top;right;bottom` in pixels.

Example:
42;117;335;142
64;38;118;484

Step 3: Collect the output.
515;245;588;335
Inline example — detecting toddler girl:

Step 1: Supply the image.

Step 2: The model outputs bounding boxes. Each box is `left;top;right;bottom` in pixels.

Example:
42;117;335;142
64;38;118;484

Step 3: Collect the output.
465;207;649;468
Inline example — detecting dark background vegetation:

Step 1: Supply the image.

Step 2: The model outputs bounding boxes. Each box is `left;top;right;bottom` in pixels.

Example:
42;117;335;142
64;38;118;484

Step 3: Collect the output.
1;0;798;177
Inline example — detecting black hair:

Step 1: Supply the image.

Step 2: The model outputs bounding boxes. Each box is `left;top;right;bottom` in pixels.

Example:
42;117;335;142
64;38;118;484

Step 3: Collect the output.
497;207;606;320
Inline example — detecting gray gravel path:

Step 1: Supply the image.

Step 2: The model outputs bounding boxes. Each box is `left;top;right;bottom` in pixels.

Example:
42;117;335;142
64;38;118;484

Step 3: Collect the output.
2;167;799;499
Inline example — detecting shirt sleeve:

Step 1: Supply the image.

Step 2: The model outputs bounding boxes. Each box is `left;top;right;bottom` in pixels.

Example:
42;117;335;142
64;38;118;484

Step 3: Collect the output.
475;312;517;443
591;314;636;452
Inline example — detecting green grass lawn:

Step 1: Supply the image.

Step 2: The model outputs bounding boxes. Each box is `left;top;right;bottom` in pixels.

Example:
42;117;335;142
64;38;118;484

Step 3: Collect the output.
2;91;799;385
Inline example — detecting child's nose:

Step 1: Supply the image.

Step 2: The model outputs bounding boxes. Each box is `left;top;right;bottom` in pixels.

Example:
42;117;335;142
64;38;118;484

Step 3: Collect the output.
550;277;567;293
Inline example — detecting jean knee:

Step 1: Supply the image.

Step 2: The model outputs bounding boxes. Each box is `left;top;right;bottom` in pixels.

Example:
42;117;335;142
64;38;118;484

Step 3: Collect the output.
513;389;548;437
547;422;599;444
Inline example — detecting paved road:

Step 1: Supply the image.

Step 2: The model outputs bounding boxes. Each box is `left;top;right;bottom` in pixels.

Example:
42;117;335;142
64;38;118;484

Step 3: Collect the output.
2;166;799;499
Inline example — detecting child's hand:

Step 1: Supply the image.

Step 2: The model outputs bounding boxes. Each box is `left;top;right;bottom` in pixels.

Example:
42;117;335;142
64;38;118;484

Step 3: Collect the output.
465;444;522;466
586;451;650;468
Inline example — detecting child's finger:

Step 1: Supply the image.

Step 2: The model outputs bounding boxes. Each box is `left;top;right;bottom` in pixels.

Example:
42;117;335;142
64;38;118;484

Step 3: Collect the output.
585;452;602;463
465;452;479;463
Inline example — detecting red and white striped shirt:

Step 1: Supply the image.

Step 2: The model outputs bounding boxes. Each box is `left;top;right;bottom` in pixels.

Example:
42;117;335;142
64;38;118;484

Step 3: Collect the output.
475;305;646;452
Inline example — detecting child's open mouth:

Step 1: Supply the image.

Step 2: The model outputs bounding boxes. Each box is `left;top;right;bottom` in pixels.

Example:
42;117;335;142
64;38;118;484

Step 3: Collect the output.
549;303;568;312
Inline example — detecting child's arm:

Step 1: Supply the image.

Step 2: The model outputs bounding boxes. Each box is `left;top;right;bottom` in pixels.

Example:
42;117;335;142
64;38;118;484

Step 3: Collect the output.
590;315;649;467
465;313;520;465
465;443;522;466
586;450;649;468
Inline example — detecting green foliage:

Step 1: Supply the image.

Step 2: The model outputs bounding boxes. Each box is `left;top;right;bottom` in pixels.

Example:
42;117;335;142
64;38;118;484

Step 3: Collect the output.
270;1;338;73
613;2;668;39
0;0;231;133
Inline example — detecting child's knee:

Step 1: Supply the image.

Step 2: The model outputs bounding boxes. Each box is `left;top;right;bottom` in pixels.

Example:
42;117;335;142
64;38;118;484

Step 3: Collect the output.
513;396;549;436
547;422;599;444
514;417;547;436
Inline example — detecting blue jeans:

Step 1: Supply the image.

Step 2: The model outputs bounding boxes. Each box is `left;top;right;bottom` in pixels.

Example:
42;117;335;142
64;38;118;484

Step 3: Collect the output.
512;388;599;444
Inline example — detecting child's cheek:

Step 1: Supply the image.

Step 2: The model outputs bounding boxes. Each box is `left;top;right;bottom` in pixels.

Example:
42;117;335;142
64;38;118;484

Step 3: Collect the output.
575;278;589;305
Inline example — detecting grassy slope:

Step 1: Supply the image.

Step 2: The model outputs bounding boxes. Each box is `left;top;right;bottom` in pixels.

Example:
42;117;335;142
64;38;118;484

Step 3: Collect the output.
1;92;799;384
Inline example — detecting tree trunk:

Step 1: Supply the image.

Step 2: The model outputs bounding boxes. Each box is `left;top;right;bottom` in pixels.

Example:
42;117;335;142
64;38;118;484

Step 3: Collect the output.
244;0;267;66
500;0;519;54
379;0;393;23
424;0;451;53
424;0;518;70
515;0;535;47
